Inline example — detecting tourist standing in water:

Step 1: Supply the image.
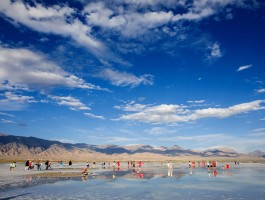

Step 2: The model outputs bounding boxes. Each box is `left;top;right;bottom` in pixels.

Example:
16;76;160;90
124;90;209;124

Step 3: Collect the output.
167;160;173;177
25;160;29;171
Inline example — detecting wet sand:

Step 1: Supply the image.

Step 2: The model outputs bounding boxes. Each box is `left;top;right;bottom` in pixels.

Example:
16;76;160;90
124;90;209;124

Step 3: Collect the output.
0;162;102;190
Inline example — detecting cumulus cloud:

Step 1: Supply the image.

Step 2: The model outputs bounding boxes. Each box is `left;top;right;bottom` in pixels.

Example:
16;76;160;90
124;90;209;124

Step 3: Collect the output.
84;2;174;37
0;47;105;91
0;0;103;55
84;112;105;119
116;100;265;124
83;0;254;37
237;64;252;71
3;92;36;103
0;0;259;65
95;68;153;87
190;100;265;119
49;95;90;111
80;0;258;62
0;91;36;111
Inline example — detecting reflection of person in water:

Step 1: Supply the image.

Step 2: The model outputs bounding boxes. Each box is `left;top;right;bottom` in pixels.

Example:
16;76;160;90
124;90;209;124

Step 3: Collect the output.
138;173;144;178
112;161;116;170
82;166;88;175
81;175;88;182
213;169;217;177
112;168;116;180
25;175;32;182
137;161;142;174
189;168;193;176
167;161;173;177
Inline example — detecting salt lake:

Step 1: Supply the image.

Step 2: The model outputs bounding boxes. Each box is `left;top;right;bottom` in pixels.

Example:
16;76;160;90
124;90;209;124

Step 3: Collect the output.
0;162;264;200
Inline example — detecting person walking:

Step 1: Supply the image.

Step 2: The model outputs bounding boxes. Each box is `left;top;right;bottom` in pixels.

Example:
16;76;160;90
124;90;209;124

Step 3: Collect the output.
25;160;29;171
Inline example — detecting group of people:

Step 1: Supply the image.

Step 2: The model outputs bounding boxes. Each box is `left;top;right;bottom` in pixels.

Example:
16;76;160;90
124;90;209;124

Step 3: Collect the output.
23;160;73;171
81;160;145;179
24;160;44;171
24;160;35;171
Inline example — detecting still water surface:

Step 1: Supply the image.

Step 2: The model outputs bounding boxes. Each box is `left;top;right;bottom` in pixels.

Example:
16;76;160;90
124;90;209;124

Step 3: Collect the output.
1;162;265;200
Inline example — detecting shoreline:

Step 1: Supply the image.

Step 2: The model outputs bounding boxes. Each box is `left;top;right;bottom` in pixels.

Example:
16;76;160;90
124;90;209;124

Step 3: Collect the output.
1;157;265;163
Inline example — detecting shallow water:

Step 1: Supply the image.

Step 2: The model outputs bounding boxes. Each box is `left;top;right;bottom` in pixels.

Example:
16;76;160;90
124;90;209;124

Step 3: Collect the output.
1;163;265;200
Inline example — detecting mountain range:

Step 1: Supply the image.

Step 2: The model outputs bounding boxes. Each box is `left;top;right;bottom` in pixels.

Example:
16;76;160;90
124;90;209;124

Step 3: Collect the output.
0;134;264;161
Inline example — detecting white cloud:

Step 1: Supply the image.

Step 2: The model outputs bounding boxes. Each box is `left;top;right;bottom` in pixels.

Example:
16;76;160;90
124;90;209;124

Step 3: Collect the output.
84;112;105;119
83;0;253;38
4;92;36;103
0;99;27;111
190;100;265;119
207;42;222;60
144;127;177;135
237;64;252;71
0;0;103;55
0;118;15;124
114;101;149;112
95;68;153;87
49;95;90;111
0;0;258;66
0;91;36;111
251;128;265;132
256;88;265;93
187;100;205;104
84;2;174;37
159;133;226;142
0;47;105;91
0;112;15;117
173;7;215;21
116;100;265;124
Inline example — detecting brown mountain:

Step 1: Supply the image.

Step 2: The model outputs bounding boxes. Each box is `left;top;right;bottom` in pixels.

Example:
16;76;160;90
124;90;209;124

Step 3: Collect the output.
0;134;262;161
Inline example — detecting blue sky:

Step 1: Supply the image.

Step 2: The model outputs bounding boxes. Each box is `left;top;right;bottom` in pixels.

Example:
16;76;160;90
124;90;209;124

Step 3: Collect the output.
0;0;265;153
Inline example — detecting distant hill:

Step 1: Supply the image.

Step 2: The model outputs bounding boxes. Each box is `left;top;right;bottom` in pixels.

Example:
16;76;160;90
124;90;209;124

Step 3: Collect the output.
0;134;263;161
248;150;265;158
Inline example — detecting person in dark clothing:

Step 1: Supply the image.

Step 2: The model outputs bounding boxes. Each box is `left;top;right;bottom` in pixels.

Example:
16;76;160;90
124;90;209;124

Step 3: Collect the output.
25;160;29;171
